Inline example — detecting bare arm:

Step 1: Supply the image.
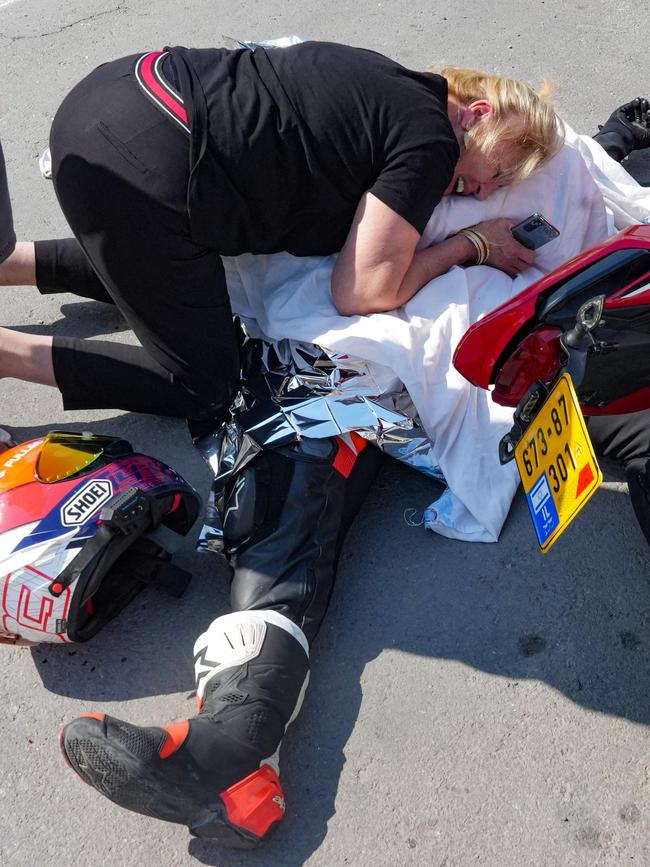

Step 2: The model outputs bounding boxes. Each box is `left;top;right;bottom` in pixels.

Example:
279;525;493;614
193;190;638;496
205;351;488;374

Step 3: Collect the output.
331;192;476;315
331;194;537;316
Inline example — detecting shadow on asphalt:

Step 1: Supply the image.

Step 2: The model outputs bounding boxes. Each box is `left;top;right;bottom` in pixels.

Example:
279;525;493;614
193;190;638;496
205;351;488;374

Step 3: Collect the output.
182;457;650;866
10;299;128;338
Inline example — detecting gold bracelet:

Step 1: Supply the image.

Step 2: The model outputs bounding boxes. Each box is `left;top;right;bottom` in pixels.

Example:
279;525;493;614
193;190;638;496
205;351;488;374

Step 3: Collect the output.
466;229;489;264
458;229;485;264
458;229;480;263
458;228;490;265
471;228;490;264
465;230;487;264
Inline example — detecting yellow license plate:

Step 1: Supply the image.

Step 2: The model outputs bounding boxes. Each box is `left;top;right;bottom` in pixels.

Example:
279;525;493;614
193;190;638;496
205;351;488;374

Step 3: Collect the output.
514;373;602;552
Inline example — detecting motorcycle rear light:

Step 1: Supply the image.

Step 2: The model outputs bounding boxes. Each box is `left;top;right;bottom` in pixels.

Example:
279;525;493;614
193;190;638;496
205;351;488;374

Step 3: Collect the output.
492;326;563;407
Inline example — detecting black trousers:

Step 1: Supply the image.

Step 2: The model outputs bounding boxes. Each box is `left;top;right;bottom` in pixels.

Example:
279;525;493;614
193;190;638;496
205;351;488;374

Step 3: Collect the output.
588;411;650;546
223;438;385;644
44;54;239;421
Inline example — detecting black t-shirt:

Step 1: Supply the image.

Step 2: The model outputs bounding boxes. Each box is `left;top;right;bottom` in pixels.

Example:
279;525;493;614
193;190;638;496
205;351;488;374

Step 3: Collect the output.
168;41;459;256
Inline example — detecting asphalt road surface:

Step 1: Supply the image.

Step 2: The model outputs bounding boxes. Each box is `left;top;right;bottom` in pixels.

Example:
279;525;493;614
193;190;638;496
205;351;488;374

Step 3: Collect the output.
1;1;649;865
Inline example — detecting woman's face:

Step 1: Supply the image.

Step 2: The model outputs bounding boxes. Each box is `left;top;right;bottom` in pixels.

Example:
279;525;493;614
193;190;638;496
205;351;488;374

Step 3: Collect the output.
443;101;515;201
443;140;513;201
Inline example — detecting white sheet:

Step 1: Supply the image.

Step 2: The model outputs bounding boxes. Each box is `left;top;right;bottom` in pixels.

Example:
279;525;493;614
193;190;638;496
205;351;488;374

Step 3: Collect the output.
223;131;650;543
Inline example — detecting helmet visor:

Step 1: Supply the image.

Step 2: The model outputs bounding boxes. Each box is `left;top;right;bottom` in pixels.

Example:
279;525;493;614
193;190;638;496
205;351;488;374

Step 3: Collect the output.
36;431;131;484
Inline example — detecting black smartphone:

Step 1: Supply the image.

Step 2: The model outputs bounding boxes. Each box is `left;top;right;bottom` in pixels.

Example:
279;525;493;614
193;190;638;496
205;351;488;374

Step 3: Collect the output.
511;213;560;250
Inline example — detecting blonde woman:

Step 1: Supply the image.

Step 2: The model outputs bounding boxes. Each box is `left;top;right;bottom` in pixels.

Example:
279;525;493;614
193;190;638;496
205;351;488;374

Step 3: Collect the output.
0;42;561;423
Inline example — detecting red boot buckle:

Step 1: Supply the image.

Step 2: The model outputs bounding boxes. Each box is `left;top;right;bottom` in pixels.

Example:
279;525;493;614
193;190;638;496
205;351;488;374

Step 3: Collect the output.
220;764;286;839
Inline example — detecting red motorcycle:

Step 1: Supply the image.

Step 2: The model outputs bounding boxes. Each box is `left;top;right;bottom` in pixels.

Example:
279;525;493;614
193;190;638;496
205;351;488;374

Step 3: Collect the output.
454;224;650;447
453;223;650;549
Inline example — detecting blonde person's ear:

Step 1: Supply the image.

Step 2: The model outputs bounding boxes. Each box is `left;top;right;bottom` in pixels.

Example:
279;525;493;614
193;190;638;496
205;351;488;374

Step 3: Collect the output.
466;100;493;126
462;102;493;149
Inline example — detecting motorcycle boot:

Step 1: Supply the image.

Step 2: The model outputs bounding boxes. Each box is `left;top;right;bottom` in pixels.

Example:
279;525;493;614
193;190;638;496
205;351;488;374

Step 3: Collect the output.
60;609;309;847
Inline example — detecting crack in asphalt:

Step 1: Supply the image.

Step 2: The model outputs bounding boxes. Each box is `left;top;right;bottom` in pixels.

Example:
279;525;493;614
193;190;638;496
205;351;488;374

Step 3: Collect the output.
0;3;125;44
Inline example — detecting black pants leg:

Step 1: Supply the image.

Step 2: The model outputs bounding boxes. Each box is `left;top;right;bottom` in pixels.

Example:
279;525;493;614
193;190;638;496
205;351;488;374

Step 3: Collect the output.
45;54;239;421
588;410;650;545
36;238;113;304
223;437;384;644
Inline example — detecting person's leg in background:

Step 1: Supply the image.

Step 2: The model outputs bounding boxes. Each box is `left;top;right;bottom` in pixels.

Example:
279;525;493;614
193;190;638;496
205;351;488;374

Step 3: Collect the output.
588;410;650;546
0;137;111;398
0;139;20;449
0;236;114;303
61;435;384;845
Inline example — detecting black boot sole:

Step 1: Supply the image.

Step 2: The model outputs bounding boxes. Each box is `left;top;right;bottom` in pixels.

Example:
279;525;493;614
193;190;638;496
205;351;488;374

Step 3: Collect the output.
60;716;269;848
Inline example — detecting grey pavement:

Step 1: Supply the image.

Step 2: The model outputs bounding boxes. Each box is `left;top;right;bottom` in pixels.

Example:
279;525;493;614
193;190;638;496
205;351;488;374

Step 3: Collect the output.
1;1;649;865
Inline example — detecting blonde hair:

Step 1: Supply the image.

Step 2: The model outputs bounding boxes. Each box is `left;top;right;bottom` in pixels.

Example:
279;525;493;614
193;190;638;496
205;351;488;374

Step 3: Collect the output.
434;66;564;182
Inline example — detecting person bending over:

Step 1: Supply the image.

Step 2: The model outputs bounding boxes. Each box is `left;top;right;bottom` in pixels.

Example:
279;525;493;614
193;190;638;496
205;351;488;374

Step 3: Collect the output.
0;41;561;425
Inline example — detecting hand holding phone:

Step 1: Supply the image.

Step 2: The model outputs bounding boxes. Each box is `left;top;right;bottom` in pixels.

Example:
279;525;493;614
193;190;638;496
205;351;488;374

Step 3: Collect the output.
468;217;538;277
511;213;560;250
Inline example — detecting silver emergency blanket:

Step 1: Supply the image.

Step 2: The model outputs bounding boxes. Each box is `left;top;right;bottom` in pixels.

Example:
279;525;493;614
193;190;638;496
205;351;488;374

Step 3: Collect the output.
195;336;444;553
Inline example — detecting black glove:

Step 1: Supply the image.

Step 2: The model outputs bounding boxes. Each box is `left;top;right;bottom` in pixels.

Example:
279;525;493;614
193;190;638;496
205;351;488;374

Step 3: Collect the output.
594;97;650;162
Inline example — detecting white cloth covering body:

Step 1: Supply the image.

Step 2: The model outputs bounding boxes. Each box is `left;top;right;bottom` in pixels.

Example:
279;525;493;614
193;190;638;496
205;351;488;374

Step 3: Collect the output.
223;129;650;542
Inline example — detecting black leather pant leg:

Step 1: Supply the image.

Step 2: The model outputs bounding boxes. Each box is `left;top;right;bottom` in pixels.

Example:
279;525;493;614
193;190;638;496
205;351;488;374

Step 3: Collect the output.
223;437;383;645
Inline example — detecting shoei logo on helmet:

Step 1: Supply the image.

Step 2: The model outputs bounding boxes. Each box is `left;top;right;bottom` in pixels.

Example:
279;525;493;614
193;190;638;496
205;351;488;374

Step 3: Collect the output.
61;479;114;527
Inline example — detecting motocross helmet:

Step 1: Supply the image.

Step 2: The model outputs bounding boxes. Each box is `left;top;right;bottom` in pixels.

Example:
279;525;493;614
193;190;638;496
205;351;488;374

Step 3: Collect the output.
0;432;202;645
